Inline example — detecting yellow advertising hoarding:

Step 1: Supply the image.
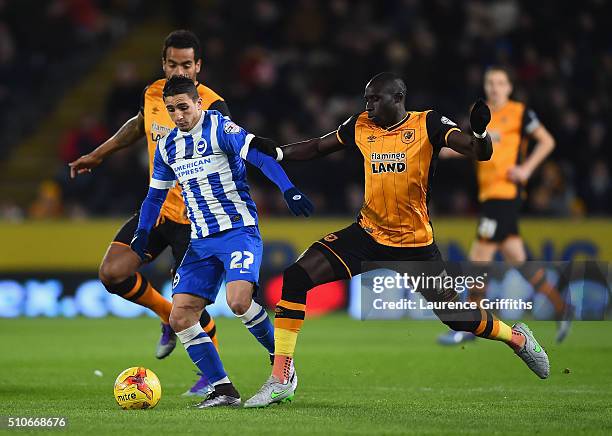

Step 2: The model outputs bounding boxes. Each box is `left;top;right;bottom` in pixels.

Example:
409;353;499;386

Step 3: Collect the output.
0;218;610;271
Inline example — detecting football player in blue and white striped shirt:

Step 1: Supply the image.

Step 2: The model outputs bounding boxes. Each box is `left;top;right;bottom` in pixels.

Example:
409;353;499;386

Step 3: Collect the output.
130;76;312;408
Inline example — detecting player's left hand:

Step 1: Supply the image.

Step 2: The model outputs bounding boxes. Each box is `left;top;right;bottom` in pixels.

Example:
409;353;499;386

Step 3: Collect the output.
507;165;531;183
283;187;314;217
251;136;282;160
470;99;491;135
130;229;150;262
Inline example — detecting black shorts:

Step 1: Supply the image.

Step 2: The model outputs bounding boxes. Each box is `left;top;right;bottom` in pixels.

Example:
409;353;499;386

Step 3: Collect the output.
310;222;442;279
113;214;191;271
476;199;521;243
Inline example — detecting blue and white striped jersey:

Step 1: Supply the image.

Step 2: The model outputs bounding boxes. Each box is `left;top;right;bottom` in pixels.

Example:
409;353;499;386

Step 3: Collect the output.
151;110;258;239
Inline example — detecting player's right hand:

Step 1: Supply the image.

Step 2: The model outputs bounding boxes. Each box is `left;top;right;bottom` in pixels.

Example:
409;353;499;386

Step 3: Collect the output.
130;229;150;262
469;99;491;135
68;153;103;179
283;187;314;217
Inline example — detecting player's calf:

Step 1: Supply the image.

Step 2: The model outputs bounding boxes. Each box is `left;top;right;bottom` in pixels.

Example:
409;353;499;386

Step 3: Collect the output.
226;280;275;355
99;246;173;324
236;300;275;355
269;263;312;382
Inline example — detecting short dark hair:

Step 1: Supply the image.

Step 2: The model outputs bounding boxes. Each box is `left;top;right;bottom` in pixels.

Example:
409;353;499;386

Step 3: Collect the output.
484;65;513;83
367;72;407;96
162;30;201;61
163;75;199;101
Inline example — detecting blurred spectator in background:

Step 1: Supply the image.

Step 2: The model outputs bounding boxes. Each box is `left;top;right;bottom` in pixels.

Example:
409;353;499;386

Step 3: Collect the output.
58;113;147;217
0;21;15;121
582;159;612;215
105;62;144;132
527;161;578;217
29;180;63;219
0;202;24;222
59;115;108;165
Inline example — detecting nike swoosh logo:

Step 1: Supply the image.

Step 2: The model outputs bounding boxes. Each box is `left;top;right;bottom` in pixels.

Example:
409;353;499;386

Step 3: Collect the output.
270;388;290;399
534;343;542;353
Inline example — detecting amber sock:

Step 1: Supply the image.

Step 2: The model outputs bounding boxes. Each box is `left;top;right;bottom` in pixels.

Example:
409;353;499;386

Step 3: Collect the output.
271;299;305;383
122;273;171;324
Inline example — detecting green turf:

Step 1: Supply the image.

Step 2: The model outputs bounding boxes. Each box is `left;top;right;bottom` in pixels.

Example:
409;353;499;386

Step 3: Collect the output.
1;316;611;435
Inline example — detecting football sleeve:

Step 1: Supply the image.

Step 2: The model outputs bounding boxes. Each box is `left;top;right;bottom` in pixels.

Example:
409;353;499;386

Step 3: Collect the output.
426;110;462;151
138;85;149;115
522;107;541;135
336;114;359;148
136;144;174;234
245;147;294;192
209;99;231;117
215;112;254;159
150;143;176;190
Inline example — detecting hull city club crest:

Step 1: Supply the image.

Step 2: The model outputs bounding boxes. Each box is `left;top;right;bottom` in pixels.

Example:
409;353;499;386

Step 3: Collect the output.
401;129;415;144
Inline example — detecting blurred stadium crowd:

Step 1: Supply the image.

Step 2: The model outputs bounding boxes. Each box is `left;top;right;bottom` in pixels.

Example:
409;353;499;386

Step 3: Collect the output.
1;0;610;219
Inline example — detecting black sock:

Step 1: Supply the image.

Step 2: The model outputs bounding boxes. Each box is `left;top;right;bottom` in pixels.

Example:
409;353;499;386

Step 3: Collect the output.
214;383;240;398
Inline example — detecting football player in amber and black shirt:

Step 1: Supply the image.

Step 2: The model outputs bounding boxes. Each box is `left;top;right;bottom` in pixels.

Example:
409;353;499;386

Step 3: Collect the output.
244;72;551;408
437;67;570;346
69;30;227;396
471;67;555;260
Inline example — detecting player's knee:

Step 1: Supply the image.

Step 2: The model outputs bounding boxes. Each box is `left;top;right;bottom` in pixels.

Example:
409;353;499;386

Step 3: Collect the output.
227;296;252;316
225;281;255;315
169;307;193;333
281;263;314;302
98;260;131;288
168;314;184;333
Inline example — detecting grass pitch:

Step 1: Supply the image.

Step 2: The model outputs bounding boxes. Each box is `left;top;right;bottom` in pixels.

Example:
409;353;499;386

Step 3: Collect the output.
1;315;611;435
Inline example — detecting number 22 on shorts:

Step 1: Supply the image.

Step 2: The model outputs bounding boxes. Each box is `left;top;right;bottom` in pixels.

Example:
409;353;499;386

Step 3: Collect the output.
230;251;254;272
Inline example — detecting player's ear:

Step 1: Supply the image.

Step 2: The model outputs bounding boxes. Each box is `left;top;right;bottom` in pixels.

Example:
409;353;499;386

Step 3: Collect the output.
195;59;202;75
196;97;202;109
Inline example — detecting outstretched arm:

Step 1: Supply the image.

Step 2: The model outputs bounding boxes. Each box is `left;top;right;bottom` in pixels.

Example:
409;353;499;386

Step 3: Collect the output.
251;114;359;161
279;132;346;161
216;115;314;216
251;132;345;161
445;100;493;161
245;146;314;216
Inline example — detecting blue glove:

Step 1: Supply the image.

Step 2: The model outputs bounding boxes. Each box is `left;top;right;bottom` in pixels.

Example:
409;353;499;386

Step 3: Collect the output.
130;229;150;262
283;187;314;217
